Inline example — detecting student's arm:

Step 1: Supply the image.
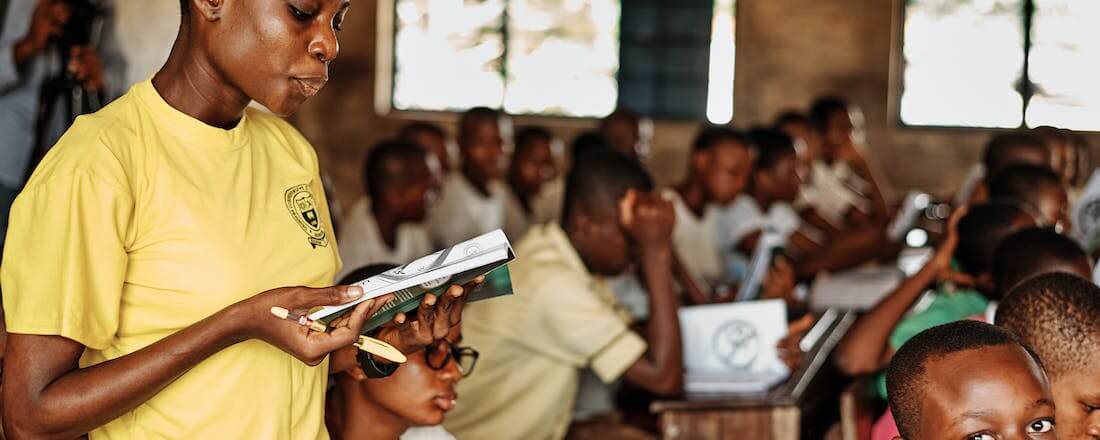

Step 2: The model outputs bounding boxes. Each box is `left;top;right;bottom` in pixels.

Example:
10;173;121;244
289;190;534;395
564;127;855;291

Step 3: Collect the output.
793;224;894;279
832;208;964;376
672;251;711;305
3;1;69;87
3;285;469;439
840;145;890;220
620;191;683;396
800;207;844;237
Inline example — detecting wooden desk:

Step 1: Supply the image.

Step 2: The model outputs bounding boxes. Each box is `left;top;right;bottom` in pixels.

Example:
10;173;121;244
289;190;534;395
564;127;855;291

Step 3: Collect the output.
651;310;857;440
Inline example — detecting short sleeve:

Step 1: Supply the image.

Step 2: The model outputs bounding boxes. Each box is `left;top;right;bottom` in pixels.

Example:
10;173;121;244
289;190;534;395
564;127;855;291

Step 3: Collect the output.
521;270;646;382
726;196;765;248
1;168;132;350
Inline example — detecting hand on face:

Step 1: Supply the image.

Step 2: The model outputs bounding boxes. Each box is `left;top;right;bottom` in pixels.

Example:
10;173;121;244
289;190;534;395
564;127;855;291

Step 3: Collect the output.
619;189;675;249
68;46;104;91
24;0;70;50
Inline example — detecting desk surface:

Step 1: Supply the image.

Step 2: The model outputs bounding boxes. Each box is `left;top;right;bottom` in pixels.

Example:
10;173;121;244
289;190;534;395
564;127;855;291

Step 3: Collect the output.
652;309;857;413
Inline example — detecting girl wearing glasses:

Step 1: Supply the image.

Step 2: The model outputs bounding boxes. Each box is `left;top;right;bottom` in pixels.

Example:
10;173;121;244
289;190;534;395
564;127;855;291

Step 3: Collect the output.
327;265;479;440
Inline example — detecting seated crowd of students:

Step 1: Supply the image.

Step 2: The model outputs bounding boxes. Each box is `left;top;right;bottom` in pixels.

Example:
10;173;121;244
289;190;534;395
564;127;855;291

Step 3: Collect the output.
321;91;1100;439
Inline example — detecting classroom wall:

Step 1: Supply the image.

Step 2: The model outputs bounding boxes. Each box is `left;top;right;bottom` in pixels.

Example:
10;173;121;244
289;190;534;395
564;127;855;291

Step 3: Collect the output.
292;0;1100;214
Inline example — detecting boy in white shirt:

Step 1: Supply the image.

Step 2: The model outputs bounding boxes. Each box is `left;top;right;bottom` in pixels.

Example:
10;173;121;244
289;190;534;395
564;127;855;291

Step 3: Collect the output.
428;107;510;247
338;140;435;280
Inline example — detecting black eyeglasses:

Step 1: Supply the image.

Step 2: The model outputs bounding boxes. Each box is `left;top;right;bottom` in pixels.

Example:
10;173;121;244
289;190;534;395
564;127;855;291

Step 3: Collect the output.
425;340;479;377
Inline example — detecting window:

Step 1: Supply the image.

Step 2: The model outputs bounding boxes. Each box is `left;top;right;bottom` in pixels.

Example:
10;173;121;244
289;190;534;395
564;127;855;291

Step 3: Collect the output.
900;0;1100;130
390;0;736;120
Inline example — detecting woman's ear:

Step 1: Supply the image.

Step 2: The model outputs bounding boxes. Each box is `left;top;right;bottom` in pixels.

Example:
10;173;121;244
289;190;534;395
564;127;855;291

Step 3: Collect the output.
192;0;224;22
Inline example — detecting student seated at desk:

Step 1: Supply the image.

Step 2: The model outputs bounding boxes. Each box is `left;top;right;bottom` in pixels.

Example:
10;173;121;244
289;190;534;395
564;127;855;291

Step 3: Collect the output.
728;128;890;280
400;122;452;175
989;164;1071;233
328;264;475;440
338;141;436;281
776;110;869;234
808;96;890;222
963;131;1052;205
991;227;1092;295
444;151;683;440
835;202;1034;380
599;108;649;161
669;125;795;304
503;126;562;241
427;107;509;246
885;320;1056;440
997;273;1100;440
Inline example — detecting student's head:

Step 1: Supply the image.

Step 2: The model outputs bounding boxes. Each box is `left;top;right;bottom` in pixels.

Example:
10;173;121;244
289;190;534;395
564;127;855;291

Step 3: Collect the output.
571;131;612;163
562;150;655;276
774;111;820;166
399;122;450;172
332;264;474;429
687;126;754;205
509;127;559;199
364;140;436;223
982;132;1051;180
886;320;1054;440
599;108;643;159
1031;126;1073;184
993;227;1092;297
175;0;350;116
809;96;863;151
953;201;1036;293
989;164;1070;231
997;272;1100;439
747;128;803;204
458;107;506;184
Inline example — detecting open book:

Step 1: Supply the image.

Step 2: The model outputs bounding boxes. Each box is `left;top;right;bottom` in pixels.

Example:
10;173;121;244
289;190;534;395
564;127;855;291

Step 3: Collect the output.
310;229;516;333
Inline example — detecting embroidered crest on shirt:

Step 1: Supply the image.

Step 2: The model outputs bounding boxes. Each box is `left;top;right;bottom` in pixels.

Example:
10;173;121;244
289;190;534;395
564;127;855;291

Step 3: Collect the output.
284;184;329;248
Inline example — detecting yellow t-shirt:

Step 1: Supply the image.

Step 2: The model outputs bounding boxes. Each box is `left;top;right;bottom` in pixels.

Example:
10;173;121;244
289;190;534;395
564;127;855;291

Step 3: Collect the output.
443;224;647;440
1;80;341;439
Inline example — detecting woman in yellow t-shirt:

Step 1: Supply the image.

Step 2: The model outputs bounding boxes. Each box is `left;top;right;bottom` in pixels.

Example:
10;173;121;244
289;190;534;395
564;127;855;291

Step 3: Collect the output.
0;1;467;438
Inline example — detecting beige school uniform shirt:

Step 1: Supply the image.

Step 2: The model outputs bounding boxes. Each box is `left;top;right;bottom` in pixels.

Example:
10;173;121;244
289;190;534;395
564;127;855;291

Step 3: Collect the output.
444;224;647;440
336;198;432;280
427;172;507;248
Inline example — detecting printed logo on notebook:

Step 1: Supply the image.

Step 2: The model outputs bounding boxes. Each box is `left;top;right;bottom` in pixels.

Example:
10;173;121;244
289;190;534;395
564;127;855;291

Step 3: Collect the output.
284;184;329;248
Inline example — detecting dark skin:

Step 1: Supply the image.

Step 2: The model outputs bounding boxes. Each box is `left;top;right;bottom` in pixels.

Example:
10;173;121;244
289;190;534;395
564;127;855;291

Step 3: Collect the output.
741;152;893;279
13;0;104;90
508;137;558;214
1029;183;1071;233
834;209;1036;376
373;155;436;250
565;189;682;395
900;345;1056;440
819;107;889;220
459;118;505;196
600;114;641;159
1047;360;1100;439
3;1;472;438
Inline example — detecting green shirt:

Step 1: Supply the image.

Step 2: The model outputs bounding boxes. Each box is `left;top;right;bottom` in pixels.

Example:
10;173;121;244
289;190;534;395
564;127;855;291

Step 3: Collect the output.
875;288;990;399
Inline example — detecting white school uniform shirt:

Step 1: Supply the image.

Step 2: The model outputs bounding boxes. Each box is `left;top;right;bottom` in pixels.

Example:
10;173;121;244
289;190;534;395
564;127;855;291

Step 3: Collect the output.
502;177;565;242
337;198;433;281
427;172;507;248
401;426;456;440
725;194;803;249
795;160;869;225
666;190;729;288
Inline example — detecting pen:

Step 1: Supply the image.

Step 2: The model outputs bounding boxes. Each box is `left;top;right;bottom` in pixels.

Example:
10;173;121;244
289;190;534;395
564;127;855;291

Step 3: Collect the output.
270;307;407;364
270;306;328;332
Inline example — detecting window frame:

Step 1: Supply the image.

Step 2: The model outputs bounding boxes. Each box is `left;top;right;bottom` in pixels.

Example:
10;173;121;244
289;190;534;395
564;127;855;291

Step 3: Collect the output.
892;0;1074;132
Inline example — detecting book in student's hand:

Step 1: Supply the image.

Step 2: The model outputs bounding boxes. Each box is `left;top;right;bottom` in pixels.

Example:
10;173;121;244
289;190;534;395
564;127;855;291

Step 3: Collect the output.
309;229;516;333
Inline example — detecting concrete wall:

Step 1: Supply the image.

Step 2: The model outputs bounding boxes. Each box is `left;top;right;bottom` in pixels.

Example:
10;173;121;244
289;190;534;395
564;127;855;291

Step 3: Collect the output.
293;0;1100;213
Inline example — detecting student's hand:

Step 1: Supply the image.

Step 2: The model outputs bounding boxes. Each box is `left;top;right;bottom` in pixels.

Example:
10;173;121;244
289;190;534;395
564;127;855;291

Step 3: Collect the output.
930;205;967;276
238;285;383;366
68;46;104;91
22;0;70;52
760;256;798;306
777;315;815;371
372;278;479;357
621;189;675;250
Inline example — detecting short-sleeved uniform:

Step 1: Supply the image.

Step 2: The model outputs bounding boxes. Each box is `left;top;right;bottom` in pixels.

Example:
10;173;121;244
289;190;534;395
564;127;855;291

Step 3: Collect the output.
1;80;341;439
443;224;647;440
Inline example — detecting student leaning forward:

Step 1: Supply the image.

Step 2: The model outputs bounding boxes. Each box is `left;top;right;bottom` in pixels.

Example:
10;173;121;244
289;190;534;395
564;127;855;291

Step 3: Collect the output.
0;1;470;438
